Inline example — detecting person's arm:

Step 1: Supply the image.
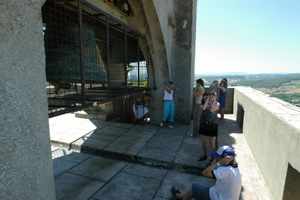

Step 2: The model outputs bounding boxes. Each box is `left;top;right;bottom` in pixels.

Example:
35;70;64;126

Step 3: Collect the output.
201;159;220;178
210;101;220;112
202;156;234;178
219;86;226;93
194;87;205;97
166;86;172;93
202;96;210;110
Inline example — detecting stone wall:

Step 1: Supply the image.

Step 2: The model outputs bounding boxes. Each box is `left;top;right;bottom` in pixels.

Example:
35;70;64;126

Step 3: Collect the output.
153;0;197;123
0;1;56;199
233;87;300;200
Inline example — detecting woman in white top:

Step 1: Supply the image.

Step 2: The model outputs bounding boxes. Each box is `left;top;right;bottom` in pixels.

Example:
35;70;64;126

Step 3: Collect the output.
160;81;176;128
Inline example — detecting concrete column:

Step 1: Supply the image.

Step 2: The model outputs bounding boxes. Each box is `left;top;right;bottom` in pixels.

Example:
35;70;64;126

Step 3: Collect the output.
151;0;196;124
172;0;196;123
0;1;56;200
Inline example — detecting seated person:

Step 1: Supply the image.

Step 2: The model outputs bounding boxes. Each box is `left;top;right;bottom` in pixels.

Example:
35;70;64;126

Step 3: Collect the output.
133;97;149;123
171;146;241;200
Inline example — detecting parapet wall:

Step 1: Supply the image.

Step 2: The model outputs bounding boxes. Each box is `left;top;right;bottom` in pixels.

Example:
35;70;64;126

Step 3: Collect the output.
233;87;300;200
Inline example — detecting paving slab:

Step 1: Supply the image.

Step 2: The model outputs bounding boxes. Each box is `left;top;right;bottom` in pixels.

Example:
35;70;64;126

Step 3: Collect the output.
126;124;159;135
70;156;127;182
92;172;161;200
174;136;204;168
100;126;130;136
124;164;168;180
52;147;91;177
71;131;120;150
49;113;98;144
105;133;154;155
138;146;178;163
137;133;184;163
53;158;79;177
55;173;104;200
143;134;183;150
104;121;135;129
157;125;189;136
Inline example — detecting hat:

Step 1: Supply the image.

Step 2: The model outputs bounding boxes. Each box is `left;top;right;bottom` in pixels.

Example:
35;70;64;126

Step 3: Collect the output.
211;146;236;159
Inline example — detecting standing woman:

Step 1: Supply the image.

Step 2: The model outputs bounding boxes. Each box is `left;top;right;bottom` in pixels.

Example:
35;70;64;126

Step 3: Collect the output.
193;79;205;137
198;91;220;161
218;78;228;120
160;81;176;128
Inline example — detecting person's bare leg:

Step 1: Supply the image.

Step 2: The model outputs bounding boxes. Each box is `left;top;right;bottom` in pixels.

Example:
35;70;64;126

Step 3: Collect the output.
200;135;207;157
212;137;216;150
207;136;216;158
176;190;193;200
220;109;225;119
204;136;211;158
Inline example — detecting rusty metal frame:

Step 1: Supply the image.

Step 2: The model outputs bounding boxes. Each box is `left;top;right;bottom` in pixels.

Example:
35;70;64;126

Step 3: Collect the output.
106;16;111;87
137;43;140;88
78;0;85;104
124;25;128;87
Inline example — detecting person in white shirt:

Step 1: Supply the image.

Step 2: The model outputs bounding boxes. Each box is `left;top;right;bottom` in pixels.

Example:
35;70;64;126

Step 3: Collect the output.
133;97;149;123
171;146;241;200
160;81;176;128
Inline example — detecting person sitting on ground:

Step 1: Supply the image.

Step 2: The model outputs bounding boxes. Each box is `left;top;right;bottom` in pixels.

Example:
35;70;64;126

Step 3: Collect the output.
133;97;150;124
171;146;241;200
160;81;176;128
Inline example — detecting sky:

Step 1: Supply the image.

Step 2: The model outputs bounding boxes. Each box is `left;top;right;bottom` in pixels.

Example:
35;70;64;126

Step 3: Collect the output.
195;0;300;75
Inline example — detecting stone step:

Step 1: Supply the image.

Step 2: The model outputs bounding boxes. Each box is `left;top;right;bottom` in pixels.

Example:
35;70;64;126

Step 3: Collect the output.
51;140;207;176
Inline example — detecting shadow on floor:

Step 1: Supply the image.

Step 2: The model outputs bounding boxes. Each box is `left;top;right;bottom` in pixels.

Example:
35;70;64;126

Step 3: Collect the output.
218;116;243;147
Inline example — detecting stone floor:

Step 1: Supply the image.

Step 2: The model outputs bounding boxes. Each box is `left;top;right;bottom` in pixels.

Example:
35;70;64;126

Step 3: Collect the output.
50;114;273;200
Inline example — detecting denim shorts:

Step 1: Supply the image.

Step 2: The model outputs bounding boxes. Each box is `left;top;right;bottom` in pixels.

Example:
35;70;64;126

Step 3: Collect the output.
192;183;211;200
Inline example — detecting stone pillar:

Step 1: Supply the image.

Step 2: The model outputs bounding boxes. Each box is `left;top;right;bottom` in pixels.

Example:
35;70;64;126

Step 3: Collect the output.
0;1;56;200
172;0;196;123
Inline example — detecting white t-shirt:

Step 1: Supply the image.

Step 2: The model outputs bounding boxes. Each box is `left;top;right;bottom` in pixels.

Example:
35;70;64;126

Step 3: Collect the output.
163;90;174;101
133;104;149;119
209;166;241;200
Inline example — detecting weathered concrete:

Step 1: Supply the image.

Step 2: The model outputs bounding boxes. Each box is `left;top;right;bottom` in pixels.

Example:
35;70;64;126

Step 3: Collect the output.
0;1;55;199
55;173;104;200
234;87;300;200
70;156;126;182
224;87;234;114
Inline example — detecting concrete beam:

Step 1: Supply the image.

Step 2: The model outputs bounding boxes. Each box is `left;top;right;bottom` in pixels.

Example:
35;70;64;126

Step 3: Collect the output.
85;0;129;25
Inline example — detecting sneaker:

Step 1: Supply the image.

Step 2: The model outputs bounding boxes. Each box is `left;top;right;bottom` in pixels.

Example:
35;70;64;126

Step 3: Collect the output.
168;125;174;129
160;122;164;127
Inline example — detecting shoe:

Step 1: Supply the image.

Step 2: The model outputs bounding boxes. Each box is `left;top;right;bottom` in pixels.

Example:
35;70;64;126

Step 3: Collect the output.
160;122;164;127
168;125;174;129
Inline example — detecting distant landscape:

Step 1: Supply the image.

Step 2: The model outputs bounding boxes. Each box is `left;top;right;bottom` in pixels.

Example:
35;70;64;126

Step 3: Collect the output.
195;73;300;107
